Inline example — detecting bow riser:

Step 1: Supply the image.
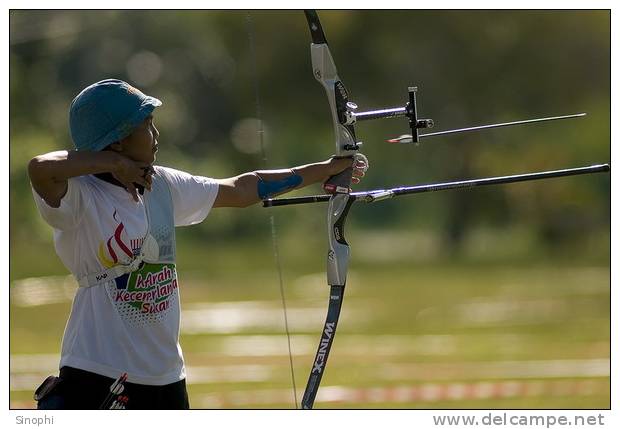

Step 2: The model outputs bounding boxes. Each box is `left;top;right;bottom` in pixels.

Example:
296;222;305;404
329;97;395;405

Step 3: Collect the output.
309;44;359;156
326;194;353;286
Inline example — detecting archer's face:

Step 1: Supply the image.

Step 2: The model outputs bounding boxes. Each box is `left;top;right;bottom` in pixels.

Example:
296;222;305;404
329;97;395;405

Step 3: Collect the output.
118;115;159;164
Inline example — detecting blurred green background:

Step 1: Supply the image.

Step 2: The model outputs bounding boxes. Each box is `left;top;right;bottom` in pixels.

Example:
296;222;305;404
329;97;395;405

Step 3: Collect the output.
10;10;609;409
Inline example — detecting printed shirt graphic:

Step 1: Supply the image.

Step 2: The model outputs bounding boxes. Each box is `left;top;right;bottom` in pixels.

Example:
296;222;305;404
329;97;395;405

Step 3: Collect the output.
98;209;137;268
97;209;178;327
31;166;218;385
111;262;180;327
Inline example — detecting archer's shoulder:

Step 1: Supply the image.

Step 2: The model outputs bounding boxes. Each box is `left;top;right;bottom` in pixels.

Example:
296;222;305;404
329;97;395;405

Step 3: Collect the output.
153;165;193;181
153;165;215;185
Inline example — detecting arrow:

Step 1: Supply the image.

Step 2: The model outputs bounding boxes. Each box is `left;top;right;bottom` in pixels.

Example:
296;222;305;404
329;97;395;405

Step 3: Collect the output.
387;113;586;143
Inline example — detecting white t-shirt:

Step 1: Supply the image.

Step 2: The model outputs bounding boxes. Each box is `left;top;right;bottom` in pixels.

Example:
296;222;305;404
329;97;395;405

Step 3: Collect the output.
32;166;219;385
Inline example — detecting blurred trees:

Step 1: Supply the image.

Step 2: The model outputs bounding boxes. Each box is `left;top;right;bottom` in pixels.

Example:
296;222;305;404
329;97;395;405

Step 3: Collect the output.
10;10;610;276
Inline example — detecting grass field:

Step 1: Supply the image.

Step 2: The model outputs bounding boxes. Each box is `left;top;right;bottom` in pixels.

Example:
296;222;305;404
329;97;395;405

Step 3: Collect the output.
10;239;610;409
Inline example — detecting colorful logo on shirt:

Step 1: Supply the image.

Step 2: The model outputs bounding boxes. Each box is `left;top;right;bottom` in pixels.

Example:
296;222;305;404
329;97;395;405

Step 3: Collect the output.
114;263;178;315
98;210;144;268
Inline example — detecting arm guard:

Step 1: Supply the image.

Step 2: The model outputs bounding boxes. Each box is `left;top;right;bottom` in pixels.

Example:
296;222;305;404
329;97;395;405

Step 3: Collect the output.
256;170;303;200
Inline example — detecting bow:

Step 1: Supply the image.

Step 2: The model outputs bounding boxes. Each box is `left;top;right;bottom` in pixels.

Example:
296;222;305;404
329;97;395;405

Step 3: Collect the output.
264;10;609;409
295;10;364;409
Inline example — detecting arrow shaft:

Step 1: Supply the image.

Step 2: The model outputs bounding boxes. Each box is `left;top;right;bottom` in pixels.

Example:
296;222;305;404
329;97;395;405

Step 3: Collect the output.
99;373;127;410
419;113;586;139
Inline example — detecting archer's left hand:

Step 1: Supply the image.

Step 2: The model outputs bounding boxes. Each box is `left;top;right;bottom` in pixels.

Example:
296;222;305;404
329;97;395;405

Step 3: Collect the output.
350;153;369;185
323;153;369;193
327;153;369;184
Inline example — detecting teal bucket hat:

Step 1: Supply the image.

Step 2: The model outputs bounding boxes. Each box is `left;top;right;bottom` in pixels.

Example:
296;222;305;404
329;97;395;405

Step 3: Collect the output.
69;79;162;151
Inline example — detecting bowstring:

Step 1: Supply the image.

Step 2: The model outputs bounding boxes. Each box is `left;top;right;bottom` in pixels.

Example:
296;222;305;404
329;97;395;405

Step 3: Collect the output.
245;12;298;409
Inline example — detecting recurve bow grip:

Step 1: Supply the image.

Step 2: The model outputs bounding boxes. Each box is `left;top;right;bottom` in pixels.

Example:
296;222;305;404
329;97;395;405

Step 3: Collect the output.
323;164;353;194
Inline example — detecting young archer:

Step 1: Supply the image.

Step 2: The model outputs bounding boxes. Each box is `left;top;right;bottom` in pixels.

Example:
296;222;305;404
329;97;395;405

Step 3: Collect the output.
28;79;367;409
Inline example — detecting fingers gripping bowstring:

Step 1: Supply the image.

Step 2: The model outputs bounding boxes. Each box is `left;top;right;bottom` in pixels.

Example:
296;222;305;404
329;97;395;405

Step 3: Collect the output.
245;12;299;409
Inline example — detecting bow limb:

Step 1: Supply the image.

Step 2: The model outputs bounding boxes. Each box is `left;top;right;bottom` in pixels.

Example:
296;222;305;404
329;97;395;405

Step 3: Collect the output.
305;10;360;193
301;193;355;409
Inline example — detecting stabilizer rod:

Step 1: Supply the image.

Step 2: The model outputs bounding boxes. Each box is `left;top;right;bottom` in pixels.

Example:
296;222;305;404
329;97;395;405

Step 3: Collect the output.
263;164;609;207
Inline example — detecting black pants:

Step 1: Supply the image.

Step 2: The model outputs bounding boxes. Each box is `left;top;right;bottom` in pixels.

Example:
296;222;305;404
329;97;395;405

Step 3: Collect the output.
36;366;190;410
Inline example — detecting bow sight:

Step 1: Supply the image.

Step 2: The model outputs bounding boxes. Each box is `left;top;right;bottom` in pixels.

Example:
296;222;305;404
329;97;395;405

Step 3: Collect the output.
340;84;589;145
342;86;434;144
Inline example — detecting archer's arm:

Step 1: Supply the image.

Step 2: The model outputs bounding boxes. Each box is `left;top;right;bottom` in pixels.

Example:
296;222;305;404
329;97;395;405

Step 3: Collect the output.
213;157;366;208
28;150;152;207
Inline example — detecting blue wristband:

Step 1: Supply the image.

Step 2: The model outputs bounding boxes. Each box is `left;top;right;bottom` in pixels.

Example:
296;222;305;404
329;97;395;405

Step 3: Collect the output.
257;172;303;199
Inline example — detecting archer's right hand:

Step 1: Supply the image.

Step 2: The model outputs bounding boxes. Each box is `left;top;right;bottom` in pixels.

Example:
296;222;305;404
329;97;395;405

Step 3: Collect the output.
111;153;154;202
